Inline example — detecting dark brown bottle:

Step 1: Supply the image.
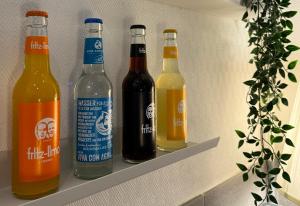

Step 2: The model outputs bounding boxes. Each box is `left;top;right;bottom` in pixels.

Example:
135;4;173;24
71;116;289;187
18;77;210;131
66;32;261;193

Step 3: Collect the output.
122;25;156;163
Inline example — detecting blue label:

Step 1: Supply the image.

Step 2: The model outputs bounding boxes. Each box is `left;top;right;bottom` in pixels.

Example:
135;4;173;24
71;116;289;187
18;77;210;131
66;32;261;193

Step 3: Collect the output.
84;38;104;64
76;98;112;162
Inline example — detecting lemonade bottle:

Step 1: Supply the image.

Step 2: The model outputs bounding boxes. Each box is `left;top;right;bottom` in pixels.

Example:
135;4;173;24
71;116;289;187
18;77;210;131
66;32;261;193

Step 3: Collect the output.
156;29;187;151
12;10;60;199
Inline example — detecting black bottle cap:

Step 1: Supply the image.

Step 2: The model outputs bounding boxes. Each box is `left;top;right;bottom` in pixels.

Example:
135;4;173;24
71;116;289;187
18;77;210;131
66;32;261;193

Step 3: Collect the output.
130;24;146;30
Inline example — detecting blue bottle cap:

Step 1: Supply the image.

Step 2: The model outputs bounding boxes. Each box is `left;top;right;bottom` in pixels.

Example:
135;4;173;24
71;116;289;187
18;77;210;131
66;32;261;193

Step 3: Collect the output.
84;18;103;24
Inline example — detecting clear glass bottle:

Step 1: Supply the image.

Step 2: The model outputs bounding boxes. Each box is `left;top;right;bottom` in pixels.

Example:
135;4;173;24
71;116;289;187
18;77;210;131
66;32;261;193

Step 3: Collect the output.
156;29;187;151
12;10;60;199
73;18;113;179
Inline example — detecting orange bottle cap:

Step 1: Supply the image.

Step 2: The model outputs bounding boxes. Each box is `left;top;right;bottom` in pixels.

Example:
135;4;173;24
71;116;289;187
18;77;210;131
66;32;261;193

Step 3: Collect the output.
26;10;48;18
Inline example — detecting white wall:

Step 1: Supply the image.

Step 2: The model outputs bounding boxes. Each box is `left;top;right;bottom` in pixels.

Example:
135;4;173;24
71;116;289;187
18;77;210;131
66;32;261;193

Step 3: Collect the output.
0;0;299;205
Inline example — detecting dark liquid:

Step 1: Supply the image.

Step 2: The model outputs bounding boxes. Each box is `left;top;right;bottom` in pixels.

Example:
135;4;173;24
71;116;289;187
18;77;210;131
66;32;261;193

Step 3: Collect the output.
122;44;156;162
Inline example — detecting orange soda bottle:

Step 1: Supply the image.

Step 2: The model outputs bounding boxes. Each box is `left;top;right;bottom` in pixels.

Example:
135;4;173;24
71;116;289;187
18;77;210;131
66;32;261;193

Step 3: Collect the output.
12;10;60;199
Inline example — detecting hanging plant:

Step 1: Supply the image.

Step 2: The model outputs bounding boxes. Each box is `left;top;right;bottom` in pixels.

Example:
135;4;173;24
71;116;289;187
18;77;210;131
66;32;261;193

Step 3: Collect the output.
236;0;298;205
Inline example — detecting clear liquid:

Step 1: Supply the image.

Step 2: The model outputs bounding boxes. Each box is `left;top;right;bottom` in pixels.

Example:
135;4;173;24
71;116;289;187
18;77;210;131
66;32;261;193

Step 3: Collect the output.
156;59;187;151
73;64;113;179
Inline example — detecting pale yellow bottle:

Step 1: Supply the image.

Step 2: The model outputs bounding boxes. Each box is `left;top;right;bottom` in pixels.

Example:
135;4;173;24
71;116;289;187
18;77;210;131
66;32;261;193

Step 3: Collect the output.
156;29;187;151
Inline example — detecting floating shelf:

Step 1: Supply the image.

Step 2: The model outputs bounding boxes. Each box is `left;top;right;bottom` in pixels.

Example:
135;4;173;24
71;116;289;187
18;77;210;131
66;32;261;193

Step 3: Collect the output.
0;137;219;206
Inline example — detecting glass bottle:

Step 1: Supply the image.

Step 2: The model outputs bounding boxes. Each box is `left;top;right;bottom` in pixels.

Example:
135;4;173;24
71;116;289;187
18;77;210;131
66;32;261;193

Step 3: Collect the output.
12;10;60;199
122;25;156;163
73;18;113;179
156;29;187;151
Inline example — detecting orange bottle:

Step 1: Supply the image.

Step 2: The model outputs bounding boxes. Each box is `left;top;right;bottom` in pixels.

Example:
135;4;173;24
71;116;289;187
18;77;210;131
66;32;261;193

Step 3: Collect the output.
12;10;60;199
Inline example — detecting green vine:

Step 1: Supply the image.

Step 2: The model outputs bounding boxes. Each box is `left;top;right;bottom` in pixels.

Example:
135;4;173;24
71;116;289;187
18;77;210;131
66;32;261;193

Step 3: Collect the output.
236;0;299;205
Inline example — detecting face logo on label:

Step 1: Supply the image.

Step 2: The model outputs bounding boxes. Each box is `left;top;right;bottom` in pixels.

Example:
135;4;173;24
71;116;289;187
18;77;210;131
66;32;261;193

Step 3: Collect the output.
94;40;102;49
146;103;154;119
35;118;56;140
178;100;184;114
96;111;112;135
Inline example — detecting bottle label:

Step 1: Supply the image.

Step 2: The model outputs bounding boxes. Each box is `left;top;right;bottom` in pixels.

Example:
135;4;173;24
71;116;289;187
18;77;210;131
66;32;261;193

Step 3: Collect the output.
130;44;146;57
84;38;104;64
163;46;178;59
166;89;187;140
25;36;49;55
18;101;60;182
76;98;112;162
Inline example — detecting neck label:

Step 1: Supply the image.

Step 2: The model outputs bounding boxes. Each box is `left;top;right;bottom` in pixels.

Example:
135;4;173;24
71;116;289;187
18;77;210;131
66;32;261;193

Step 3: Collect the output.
164;46;178;59
84;38;104;64
25;36;49;55
130;44;146;57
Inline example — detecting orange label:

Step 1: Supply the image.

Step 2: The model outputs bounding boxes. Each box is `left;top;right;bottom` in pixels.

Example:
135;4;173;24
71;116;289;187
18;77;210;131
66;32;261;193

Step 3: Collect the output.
163;46;178;58
25;36;49;54
167;89;187;140
18;101;60;182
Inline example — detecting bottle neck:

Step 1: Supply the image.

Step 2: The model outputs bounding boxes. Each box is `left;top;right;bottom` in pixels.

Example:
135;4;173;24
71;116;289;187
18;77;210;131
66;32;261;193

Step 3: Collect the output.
24;19;50;73
130;35;147;73
163;38;179;73
83;25;105;74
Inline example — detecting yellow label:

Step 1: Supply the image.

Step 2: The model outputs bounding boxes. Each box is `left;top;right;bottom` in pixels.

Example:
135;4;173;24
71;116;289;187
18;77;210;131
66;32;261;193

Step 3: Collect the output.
166;89;187;140
163;46;178;59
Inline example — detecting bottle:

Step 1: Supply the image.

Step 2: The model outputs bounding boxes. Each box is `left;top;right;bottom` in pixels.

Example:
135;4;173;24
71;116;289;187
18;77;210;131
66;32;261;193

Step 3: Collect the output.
12;10;60;199
156;29;187;151
122;25;156;163
73;18;113;179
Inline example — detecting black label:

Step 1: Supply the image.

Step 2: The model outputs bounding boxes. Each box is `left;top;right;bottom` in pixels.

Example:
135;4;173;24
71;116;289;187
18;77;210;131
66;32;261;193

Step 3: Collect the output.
130;44;146;57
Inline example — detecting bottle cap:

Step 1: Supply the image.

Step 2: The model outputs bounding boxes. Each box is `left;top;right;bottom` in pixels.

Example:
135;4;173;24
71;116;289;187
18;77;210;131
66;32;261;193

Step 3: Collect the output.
163;29;177;34
85;18;103;24
26;10;48;18
130;25;146;30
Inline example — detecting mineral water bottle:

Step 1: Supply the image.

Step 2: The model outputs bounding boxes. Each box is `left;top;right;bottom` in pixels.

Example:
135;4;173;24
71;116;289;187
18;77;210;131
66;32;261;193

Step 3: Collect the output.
12;10;60;198
73;18;113;179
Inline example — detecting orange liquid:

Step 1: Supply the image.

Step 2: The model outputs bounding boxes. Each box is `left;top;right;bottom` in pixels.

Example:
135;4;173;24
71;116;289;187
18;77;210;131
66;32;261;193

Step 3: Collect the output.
12;53;60;199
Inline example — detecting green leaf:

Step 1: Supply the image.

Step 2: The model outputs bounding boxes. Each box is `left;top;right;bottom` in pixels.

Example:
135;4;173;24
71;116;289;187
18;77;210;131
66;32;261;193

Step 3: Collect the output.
238;139;244;148
286;138;295;147
242;11;248;20
278;83;288;89
281;154;292;160
282;124;294;130
282;11;297;18
271;182;282;189
282;171;291;182
243;173;249;181
286;20;293;29
288;60;298;70
288;73;297;83
252;151;261;156
282;30;293;37
282;98;288;106
237;163;247;171
272;136;283;143
235;130;246;138
279;68;286;78
254;181;264;187
262;119;272;125
243;152;252;158
287;45;300;51
269;168;281;175
251;193;262;201
256;170;267;178
272;127;282;134
244;80;256;86
269;195;278;204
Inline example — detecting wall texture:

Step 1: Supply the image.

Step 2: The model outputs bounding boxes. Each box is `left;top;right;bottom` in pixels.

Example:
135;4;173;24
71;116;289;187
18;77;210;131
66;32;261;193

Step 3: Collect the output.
0;0;299;205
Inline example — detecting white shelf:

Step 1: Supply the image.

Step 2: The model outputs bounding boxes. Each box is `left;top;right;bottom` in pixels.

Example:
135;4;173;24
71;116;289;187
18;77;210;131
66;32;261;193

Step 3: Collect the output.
0;137;219;206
